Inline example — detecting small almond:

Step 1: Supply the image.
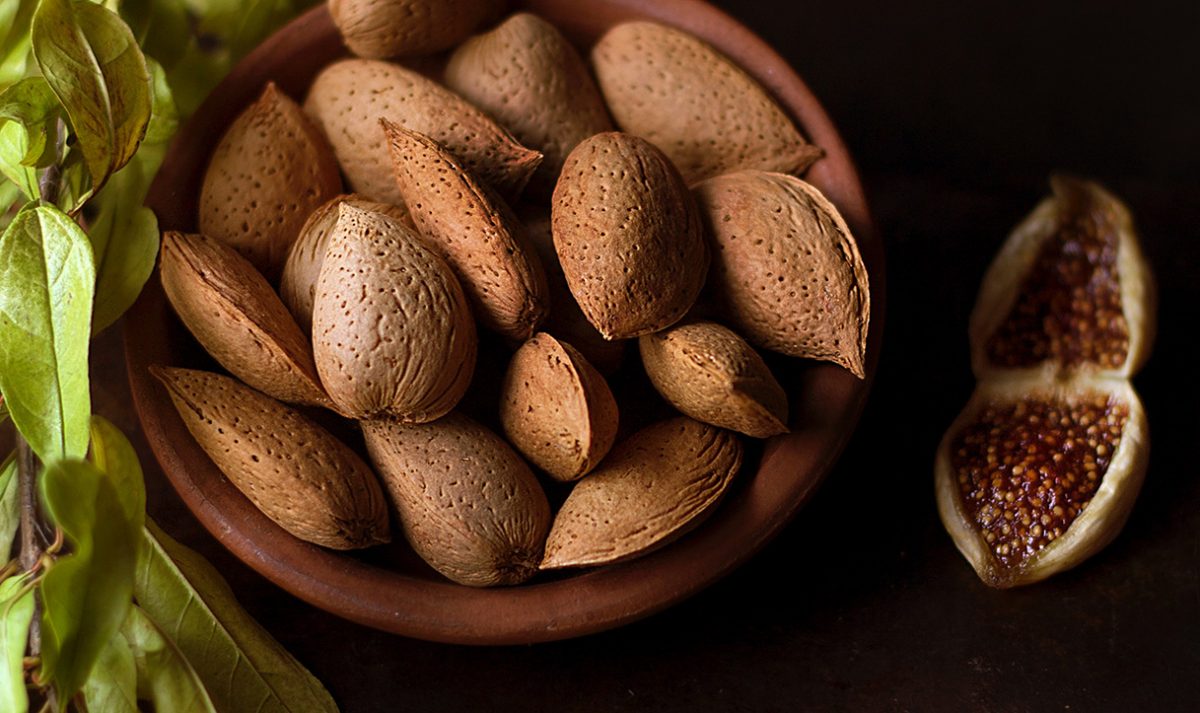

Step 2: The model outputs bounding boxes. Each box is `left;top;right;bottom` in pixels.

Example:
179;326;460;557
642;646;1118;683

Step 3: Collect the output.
694;170;870;378
591;21;822;184
199;82;342;278
541;417;743;569
500;332;619;482
639;321;788;438
280;194;411;334
552;132;708;340
362;412;551;587
312;204;477;421
159;231;330;409
330;0;503;59
304;59;542;205
383;122;549;341
153;367;390;550
445;12;614;195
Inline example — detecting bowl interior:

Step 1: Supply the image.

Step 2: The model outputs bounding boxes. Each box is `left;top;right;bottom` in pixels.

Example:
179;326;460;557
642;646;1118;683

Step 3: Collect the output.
127;0;884;645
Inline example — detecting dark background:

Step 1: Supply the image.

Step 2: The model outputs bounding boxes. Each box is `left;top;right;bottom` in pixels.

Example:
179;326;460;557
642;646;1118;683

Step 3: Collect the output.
102;1;1200;711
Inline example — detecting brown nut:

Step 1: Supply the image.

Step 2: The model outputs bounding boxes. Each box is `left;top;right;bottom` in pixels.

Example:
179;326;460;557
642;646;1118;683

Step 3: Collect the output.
330;0;503;59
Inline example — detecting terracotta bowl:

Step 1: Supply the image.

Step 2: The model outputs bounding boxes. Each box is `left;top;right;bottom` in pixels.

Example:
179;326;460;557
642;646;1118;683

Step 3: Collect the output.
126;0;885;645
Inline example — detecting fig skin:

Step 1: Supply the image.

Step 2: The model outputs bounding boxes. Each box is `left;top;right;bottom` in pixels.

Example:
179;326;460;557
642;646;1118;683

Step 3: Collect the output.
934;376;1149;588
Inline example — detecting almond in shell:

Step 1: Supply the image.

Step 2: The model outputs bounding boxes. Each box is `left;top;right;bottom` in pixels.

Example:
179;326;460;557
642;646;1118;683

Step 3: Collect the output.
552;131;708;340
500;332;618;482
362;412;551;586
312;204;477;421
541;417;743;569
199;82;342;278
694;169;870;378
153;367;390;550
304;59;542;205
640;320;788;438
445;12;614;195
280;194;411;335
330;0;503;59
159;231;331;409
591;21;822;185
383;122;549;341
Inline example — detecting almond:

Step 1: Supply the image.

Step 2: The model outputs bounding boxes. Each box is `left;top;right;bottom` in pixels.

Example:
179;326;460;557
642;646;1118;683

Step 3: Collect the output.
312;204;476;421
541;417;743;569
500;332;618;482
159;232;330;409
445;12;614;195
639;320;788;438
280;194;411;335
694;170;870;378
591;21;822;184
199;82;342;278
152;367;390;550
330;0;502;59
383;122;549;341
551;132;708;340
304;59;542;205
362;412;551;586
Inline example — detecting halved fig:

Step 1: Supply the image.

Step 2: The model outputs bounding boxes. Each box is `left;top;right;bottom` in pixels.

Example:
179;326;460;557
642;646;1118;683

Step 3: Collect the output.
935;376;1148;588
970;176;1155;379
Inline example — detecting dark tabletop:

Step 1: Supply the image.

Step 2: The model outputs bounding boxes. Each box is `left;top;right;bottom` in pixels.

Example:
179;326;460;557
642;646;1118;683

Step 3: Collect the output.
96;1;1200;711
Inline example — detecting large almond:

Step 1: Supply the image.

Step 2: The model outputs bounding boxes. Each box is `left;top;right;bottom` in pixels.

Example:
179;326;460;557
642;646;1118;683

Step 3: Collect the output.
640;320;788;438
552;132;708;339
280;194;411;334
445;12;614;195
153;367;390;550
591;21;822;184
312;204;476;421
541;417;743;569
199;82;341;278
362;413;551;587
304;59;542;205
694;170;870;378
383;123;548;341
330;0;503;59
500;332;618;482
159;232;330;409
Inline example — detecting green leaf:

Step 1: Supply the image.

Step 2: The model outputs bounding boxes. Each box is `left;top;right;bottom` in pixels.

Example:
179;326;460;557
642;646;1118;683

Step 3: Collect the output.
0;180;19;227
39;459;138;703
0;1;35;90
123;605;216;713
0;573;34;713
120;0;190;72
54;141;91;215
87;416;145;535
0;122;37;199
0;454;18;562
0;204;94;463
136;521;340;713
0;77;60;167
32;0;152;198
81;627;137;713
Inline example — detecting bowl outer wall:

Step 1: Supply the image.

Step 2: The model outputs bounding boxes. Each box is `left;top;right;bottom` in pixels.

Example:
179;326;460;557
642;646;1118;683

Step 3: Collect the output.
125;0;886;645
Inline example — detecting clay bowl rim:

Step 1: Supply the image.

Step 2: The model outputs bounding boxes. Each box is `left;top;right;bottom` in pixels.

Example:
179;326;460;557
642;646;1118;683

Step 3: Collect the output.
125;0;886;645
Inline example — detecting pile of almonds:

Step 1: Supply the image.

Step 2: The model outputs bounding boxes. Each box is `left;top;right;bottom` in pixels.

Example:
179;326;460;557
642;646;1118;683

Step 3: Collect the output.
155;1;871;587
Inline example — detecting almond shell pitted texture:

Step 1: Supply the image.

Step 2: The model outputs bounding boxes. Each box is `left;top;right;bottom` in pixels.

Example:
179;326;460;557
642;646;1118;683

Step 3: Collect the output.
541;417;743;569
152;367;390;550
590;21;822;185
639;320;788;438
159;231;330;409
311;204;477;422
330;0;503;59
383;122;549;341
361;412;552;587
968;176;1155;381
694;170;870;378
445;12;614;196
551;131;708;340
303;59;542;205
500;332;619;482
280;193;411;335
199;82;342;278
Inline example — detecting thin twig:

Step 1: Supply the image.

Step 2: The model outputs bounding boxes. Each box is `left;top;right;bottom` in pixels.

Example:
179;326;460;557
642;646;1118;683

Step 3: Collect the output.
16;436;41;662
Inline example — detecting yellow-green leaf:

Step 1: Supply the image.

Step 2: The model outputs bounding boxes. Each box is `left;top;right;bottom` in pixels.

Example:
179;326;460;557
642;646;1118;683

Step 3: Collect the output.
0;1;35;91
88;415;145;536
0;454;17;562
82;627;137;713
0;77;60;167
0;573;34;713
123;605;216;713
0;122;37;199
